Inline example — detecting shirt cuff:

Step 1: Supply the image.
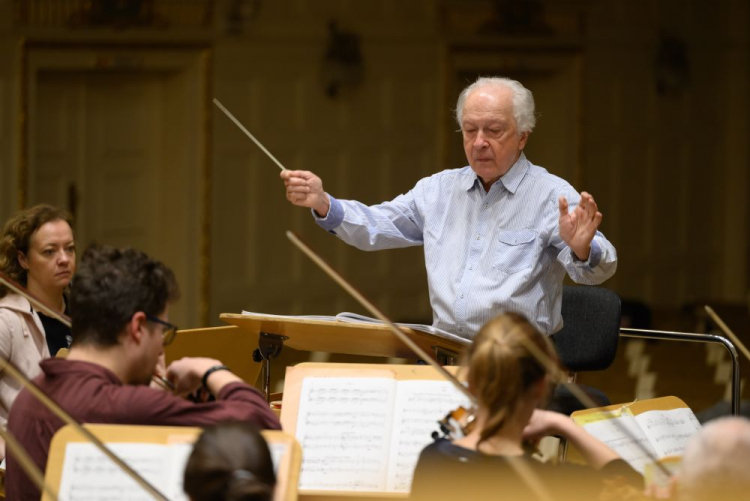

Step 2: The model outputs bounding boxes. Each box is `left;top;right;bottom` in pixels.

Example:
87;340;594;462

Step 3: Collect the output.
313;194;344;232
571;239;602;268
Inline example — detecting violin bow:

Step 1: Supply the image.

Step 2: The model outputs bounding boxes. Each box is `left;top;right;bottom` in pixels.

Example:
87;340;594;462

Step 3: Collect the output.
0;425;57;499
705;305;750;362
0;272;169;500
0;271;71;326
286;230;556;501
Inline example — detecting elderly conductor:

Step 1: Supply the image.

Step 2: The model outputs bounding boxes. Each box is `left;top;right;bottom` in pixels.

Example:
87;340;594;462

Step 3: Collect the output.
281;76;617;339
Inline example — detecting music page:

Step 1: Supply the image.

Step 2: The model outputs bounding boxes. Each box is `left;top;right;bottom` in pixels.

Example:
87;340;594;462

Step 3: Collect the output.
163;443;192;501
59;442;187;500
295;377;397;491
634;408;701;457
577;410;659;474
385;380;471;492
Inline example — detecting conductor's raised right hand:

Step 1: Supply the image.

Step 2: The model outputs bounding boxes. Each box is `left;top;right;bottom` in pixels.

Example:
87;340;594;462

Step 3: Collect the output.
280;170;330;217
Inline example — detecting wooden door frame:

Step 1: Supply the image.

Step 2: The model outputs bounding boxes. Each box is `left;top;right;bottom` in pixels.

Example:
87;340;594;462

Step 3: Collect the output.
20;40;213;327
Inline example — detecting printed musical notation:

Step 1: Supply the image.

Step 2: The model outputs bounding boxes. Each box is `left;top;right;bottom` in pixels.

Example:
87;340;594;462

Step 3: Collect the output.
59;443;191;501
294;376;470;493
580;406;702;474
386;380;471;492
296;377;395;491
634;408;701;458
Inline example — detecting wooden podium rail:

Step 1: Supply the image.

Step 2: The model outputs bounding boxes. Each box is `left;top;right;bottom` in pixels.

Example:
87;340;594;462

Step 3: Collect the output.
220;313;470;401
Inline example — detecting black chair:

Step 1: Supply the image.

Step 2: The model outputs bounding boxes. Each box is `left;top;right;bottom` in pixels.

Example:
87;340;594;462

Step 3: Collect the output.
548;285;621;415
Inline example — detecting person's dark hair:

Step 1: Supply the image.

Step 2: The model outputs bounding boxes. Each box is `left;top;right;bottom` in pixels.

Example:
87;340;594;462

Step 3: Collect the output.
465;313;558;449
0;204;73;297
184;422;276;501
70;245;179;346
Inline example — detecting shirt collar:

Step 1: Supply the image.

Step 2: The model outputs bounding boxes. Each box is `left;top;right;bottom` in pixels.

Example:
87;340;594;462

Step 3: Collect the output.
497;152;529;194
461;152;530;194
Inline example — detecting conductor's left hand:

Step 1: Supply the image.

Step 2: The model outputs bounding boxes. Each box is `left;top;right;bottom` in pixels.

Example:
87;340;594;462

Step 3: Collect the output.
558;191;603;261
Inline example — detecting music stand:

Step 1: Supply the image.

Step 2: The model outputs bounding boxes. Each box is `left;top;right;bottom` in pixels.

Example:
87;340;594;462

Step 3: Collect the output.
220;313;470;401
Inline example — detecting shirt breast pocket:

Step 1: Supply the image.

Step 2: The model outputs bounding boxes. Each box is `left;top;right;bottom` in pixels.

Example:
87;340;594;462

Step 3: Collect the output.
495;229;538;274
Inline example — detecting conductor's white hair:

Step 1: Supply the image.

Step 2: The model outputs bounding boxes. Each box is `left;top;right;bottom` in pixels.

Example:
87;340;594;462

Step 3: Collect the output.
679;416;750;501
455;77;536;135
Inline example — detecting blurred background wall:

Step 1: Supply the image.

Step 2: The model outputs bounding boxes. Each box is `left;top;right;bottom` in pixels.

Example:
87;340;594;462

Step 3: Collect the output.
0;0;748;408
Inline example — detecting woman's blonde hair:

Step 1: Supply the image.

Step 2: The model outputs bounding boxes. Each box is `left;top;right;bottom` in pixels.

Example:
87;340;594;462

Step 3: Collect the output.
465;313;558;447
0;204;73;297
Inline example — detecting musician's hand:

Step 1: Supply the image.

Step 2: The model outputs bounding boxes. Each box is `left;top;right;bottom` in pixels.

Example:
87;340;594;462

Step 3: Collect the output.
522;409;567;443
166;357;223;397
280;170;329;217
149;354;169;391
558;191;602;261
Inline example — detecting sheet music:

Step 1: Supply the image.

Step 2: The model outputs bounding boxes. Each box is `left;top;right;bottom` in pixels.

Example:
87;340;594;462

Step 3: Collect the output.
335;312;470;345
59;443;175;501
268;442;288;475
163;443;192;501
239;310;471;346
386;380;471;492
582;413;659;474
295;377;396;491
634;408;702;457
241;310;337;321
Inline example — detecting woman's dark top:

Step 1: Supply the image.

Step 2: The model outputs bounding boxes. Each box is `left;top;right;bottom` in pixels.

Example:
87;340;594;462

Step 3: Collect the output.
36;302;71;356
410;438;642;501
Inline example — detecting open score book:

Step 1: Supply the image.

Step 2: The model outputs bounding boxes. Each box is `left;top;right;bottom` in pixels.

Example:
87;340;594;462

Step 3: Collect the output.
241;310;470;345
281;365;471;494
571;396;701;475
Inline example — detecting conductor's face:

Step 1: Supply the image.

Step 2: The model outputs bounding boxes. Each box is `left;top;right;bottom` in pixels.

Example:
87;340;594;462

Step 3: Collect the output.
461;85;528;189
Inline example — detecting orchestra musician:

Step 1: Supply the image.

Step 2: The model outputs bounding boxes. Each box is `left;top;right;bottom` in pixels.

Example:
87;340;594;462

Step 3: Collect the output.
184;421;276;501
409;313;641;500
5;244;280;500
281;76;617;339
0;204;76;461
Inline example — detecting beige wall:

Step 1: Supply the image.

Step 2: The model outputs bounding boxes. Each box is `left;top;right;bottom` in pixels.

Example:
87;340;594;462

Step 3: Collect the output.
0;2;18;223
0;0;747;329
210;1;439;325
583;0;749;308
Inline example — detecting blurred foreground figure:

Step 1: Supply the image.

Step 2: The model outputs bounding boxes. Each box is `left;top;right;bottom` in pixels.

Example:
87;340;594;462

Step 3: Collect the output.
676;416;750;501
184;421;276;501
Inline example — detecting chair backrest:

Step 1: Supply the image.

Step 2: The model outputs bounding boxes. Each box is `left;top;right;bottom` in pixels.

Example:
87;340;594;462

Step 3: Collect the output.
553;285;621;372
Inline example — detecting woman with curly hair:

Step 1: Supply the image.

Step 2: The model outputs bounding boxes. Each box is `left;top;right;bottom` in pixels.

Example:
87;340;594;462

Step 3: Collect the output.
0;204;75;459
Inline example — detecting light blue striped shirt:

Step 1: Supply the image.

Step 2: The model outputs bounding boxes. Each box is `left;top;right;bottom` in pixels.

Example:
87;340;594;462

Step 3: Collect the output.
314;153;617;338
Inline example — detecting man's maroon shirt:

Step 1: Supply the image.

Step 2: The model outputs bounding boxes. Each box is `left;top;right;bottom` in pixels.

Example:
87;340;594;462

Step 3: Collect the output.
6;358;281;500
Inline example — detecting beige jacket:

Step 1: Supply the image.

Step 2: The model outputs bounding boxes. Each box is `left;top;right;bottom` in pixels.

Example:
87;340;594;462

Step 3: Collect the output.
0;293;50;430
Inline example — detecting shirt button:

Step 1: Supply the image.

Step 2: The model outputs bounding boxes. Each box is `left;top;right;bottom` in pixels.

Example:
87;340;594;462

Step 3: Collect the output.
460;294;464;298
469;266;473;270
476;236;480;240
458;327;463;332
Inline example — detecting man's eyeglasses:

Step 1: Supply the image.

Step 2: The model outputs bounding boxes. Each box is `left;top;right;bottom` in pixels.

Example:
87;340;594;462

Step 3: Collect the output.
146;315;178;346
